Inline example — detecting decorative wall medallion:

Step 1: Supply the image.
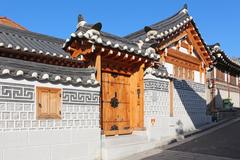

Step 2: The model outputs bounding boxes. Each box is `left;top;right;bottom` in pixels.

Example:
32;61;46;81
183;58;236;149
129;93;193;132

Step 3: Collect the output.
111;125;118;130
110;96;119;108
110;92;119;108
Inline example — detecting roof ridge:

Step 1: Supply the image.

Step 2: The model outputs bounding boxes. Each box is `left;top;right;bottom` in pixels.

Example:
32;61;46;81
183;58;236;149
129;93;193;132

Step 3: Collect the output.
0;24;65;45
0;16;27;30
124;4;189;40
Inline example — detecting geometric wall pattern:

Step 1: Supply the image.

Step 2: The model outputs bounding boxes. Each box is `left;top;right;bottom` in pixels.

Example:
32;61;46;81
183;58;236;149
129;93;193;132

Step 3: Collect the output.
0;82;100;132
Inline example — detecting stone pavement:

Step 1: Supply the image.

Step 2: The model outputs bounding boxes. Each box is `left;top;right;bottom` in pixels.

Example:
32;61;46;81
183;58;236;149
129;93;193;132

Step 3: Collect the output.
123;117;240;160
142;150;238;160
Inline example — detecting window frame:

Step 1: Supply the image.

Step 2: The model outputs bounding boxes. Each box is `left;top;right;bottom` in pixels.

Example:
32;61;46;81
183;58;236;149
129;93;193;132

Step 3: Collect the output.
36;86;62;119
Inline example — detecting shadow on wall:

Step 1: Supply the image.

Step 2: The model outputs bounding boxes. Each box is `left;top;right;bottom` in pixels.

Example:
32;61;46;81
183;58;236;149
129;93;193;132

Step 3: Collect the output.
213;89;223;110
174;79;210;135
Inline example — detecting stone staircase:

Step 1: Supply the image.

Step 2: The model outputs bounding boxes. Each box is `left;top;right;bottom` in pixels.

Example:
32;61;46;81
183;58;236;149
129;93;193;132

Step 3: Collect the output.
101;131;168;160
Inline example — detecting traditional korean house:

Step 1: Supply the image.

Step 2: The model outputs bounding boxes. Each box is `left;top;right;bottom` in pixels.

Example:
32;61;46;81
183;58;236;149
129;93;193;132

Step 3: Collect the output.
0;18;101;160
63;4;212;159
207;43;240;112
0;4;223;160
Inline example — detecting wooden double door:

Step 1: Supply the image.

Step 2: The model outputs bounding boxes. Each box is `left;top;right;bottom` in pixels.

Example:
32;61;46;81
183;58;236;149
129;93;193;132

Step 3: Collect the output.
101;71;132;135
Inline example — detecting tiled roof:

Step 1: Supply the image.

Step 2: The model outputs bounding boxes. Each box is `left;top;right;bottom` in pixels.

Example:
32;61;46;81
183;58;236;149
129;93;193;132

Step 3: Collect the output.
0;21;99;86
63;4;201;62
124;4;190;42
0;56;99;86
144;63;170;79
208;43;240;73
0;16;26;30
63;21;160;61
0;24;72;59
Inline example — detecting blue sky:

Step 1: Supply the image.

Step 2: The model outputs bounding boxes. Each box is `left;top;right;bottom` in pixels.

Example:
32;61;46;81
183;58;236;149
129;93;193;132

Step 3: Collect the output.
1;0;240;57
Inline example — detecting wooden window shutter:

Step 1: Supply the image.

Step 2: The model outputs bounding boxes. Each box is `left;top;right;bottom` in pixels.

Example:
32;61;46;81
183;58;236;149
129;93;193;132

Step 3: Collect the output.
49;88;61;118
37;87;49;118
37;87;61;119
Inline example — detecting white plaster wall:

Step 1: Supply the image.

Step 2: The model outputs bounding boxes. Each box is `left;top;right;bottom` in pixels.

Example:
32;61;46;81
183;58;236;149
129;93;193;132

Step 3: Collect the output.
194;70;200;83
225;72;228;82
165;62;173;76
170;46;177;50
179;47;188;54
215;89;228;109
230;91;240;108
0;78;101;160
201;72;205;84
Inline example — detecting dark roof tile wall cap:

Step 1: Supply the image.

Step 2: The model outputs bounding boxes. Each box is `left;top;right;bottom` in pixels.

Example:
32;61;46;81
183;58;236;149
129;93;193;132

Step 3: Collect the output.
0;56;99;87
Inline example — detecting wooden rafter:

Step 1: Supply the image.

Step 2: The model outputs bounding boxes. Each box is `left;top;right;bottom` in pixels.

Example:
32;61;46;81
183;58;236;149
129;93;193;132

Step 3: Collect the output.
186;25;210;66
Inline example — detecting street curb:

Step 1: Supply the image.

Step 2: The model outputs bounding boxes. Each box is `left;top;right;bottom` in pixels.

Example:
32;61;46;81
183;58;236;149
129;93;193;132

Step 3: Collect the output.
123;116;240;160
184;117;236;138
163;116;240;150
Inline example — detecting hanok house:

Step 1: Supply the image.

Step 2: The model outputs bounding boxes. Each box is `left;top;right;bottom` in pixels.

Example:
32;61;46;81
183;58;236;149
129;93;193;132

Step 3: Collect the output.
0;17;100;160
0;5;214;160
207;43;240;112
63;4;212;159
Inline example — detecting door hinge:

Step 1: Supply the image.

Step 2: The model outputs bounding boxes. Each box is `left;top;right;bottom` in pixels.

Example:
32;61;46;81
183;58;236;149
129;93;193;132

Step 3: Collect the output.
59;93;61;98
59;110;61;115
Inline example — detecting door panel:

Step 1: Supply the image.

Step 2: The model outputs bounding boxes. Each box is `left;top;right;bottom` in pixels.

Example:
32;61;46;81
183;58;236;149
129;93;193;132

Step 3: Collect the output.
102;71;131;135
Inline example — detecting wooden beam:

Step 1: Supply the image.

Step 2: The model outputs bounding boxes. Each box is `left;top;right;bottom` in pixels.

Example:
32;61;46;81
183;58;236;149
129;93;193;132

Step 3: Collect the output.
95;53;101;82
71;47;93;58
186;27;209;65
158;32;187;50
170;80;174;117
167;48;201;65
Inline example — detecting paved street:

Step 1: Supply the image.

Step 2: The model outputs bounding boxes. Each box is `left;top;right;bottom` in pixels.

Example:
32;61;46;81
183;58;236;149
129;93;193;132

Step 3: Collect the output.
169;119;240;159
126;118;240;160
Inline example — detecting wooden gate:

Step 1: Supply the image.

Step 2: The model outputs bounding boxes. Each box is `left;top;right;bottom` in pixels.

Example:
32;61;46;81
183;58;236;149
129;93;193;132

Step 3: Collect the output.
102;71;132;135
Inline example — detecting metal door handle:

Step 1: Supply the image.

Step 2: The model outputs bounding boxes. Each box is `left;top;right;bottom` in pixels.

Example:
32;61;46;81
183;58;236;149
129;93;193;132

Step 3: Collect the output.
38;103;42;108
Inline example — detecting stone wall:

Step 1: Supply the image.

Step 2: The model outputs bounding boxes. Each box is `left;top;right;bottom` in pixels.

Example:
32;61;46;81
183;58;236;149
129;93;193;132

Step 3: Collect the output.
215;82;240;109
0;79;101;160
144;74;211;141
173;80;210;132
144;74;172;140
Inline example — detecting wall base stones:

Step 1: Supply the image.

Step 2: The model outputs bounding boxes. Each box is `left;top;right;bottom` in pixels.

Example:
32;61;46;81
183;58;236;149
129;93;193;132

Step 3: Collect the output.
0;78;101;160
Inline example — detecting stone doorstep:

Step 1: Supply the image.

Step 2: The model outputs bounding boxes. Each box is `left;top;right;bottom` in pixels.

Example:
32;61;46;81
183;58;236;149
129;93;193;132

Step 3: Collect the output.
102;134;149;148
101;132;154;160
101;131;177;160
102;139;164;160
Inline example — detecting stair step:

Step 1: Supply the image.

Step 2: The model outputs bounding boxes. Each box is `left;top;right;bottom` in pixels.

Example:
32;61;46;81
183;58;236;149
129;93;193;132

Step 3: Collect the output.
102;133;159;160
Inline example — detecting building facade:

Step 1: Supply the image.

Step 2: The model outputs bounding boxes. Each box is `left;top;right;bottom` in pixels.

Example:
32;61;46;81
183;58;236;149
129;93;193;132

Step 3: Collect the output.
207;43;240;112
0;4;238;160
0;20;101;160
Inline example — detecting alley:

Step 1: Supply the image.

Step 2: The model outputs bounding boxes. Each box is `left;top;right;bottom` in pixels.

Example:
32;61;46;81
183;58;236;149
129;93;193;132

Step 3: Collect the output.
127;119;240;160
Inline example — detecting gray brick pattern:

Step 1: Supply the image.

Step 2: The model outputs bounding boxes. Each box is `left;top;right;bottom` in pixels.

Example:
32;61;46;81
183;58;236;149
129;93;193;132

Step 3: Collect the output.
0;82;100;132
173;80;208;127
144;79;170;126
174;80;205;93
216;83;239;93
0;82;34;102
63;89;99;105
144;79;169;92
